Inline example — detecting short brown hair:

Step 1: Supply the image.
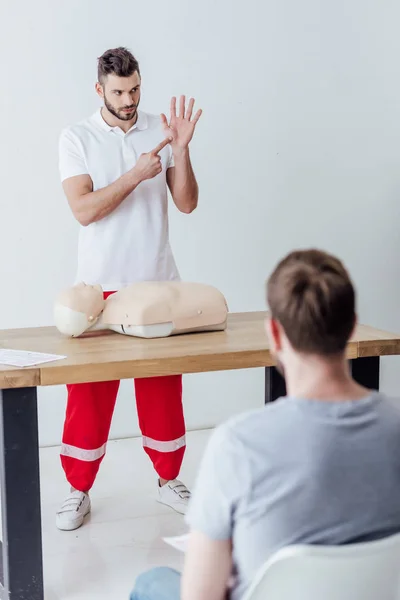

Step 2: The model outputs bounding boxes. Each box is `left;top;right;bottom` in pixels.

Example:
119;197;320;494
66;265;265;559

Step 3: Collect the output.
266;249;356;355
97;47;140;84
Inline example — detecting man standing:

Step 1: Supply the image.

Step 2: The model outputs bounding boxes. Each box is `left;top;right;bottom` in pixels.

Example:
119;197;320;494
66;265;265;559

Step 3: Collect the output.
57;47;202;531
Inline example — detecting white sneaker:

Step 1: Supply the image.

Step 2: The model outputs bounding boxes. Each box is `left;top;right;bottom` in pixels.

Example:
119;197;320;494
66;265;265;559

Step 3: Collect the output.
156;479;191;515
56;491;91;531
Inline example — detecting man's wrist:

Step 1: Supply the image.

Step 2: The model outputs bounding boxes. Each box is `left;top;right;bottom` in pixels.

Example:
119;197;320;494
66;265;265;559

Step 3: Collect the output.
127;166;142;188
172;146;190;160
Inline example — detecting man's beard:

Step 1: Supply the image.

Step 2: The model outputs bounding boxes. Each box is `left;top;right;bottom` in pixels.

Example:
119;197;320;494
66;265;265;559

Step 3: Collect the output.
104;94;139;122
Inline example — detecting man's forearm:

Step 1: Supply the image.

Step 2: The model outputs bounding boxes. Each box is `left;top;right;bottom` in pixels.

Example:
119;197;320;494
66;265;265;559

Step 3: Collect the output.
77;170;140;226
171;149;198;213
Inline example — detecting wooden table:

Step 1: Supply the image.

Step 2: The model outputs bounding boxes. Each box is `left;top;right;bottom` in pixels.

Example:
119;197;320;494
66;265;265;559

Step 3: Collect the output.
0;311;399;600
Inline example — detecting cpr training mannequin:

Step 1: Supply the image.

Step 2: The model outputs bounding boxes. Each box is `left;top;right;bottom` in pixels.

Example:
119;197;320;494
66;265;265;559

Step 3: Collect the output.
54;281;228;338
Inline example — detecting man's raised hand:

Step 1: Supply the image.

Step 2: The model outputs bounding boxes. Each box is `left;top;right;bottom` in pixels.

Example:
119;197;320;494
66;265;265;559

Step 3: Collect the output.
161;96;202;152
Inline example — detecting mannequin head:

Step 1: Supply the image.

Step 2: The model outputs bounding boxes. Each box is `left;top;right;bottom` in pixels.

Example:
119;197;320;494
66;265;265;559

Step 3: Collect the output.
54;282;105;337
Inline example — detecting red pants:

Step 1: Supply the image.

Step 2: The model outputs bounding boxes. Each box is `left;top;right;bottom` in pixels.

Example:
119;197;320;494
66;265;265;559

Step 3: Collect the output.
60;293;186;492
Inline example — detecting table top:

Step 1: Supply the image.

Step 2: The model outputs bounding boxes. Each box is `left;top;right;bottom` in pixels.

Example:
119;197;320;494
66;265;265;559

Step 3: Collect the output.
0;312;399;389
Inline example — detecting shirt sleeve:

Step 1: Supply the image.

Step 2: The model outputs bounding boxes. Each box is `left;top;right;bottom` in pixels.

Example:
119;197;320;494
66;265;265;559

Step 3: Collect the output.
167;146;175;169
185;425;248;540
58;129;88;182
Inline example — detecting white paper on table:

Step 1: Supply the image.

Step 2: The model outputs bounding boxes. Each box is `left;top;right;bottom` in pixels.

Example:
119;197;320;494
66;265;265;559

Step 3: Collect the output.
163;534;189;553
0;349;67;368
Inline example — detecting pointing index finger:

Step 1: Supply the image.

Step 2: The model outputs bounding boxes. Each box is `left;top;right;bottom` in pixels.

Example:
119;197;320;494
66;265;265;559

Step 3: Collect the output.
151;137;172;155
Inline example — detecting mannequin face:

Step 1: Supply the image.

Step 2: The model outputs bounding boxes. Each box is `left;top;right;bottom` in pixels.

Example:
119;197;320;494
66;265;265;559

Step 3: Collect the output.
62;282;104;317
71;283;103;312
58;282;104;319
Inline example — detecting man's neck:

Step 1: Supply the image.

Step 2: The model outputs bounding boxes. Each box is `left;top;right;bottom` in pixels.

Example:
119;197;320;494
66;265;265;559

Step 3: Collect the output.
285;354;370;401
100;106;138;134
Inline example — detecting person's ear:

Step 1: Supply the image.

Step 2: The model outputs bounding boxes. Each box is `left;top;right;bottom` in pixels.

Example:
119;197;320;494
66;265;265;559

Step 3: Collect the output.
95;82;104;99
265;317;283;353
350;312;358;340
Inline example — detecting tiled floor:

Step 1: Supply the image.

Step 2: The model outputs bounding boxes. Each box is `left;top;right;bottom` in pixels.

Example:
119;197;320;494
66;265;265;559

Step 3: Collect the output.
40;429;212;600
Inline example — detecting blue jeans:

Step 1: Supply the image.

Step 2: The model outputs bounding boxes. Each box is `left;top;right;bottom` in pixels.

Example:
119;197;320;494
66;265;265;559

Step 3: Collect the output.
131;567;181;600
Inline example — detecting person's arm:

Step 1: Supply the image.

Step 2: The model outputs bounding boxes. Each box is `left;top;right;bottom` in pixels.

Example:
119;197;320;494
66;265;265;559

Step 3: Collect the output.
60;135;171;227
182;531;232;600
166;152;198;214
162;96;202;214
182;426;249;600
63;169;139;227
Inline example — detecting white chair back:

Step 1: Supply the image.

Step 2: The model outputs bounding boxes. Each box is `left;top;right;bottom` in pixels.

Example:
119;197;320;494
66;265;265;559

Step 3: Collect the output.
244;532;400;600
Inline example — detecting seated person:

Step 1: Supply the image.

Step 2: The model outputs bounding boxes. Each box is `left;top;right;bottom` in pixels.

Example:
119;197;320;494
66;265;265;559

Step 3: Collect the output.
130;248;400;600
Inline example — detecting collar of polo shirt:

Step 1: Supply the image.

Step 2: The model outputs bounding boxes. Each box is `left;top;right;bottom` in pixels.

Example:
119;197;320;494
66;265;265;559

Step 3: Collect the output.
94;108;148;135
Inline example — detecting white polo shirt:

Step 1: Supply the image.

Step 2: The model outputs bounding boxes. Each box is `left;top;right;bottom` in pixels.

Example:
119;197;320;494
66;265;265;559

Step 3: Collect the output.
58;109;180;291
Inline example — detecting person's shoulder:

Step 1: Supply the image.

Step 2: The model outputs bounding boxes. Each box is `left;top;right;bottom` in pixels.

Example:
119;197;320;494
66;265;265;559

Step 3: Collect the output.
141;111;160;123
375;392;400;416
212;398;289;446
140;111;163;131
59;112;99;143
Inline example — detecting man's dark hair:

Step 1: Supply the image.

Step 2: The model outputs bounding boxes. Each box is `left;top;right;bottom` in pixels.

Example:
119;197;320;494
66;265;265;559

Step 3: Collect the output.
266;249;356;355
97;47;140;84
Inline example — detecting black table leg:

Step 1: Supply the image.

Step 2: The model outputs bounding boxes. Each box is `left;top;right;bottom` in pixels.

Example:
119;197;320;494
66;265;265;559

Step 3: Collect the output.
351;356;380;390
0;387;43;600
265;357;380;404
265;367;286;403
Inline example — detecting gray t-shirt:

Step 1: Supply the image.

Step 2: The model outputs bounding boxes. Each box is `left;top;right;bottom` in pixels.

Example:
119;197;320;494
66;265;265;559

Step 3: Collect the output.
185;393;400;600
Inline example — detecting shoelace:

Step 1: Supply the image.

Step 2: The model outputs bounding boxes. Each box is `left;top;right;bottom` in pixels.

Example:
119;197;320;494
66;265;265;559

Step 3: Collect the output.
169;482;191;500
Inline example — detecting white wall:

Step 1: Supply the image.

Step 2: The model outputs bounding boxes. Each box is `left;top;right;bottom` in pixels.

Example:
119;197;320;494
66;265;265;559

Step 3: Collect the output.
1;0;400;446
